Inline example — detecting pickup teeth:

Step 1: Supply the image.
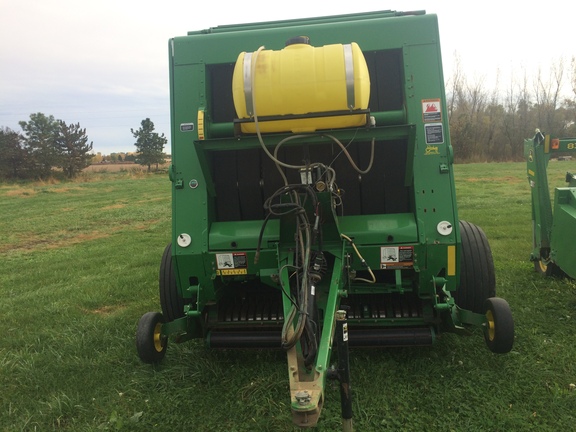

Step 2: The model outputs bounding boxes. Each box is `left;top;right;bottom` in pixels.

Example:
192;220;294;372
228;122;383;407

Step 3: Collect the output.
343;294;422;320
212;293;422;323
217;295;285;323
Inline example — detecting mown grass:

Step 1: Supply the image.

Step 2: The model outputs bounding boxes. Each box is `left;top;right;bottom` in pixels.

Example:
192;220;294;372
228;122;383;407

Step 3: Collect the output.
1;162;576;431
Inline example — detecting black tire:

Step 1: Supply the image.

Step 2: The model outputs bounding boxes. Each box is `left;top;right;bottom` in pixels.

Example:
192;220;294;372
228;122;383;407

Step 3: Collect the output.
159;243;185;322
483;297;514;354
136;312;167;364
454;221;496;313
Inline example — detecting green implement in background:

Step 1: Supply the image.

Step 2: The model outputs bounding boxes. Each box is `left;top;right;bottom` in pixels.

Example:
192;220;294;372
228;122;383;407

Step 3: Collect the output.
136;10;514;429
525;130;576;279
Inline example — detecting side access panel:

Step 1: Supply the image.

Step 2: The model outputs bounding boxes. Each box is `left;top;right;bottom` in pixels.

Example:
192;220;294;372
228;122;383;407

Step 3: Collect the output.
550;187;576;278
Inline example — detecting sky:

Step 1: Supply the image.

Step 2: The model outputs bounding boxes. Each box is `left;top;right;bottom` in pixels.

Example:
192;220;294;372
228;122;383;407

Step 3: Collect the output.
1;0;575;155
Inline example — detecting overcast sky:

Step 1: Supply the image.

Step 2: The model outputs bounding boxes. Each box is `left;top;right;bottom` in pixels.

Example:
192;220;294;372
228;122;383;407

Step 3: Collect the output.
1;0;574;155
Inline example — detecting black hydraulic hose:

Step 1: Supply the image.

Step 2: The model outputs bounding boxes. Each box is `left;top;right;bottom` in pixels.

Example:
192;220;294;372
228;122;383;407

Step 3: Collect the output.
254;212;272;265
303;285;318;368
282;212;312;350
334;311;353;427
262;182;320;358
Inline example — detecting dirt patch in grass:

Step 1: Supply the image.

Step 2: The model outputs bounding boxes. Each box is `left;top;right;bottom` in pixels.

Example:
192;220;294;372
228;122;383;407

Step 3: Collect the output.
3;185;85;198
0;230;114;254
136;196;169;204
102;203;126;210
133;218;162;230
49;187;84;193
0;218;163;254
4;188;38;197
58;231;112;247
85;305;128;316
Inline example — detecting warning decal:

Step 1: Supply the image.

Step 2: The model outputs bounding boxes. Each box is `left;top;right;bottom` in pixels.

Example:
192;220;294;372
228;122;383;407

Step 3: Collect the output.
422;99;442;122
216;252;248;275
380;246;414;269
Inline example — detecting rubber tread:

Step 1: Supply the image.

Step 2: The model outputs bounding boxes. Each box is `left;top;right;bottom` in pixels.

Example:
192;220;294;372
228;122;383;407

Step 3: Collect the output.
483;297;514;353
136;311;167;364
454;221;496;313
159;243;185;322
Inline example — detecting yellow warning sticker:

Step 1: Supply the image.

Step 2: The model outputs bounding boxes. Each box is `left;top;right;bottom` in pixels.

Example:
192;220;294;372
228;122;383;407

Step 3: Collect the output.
217;269;248;276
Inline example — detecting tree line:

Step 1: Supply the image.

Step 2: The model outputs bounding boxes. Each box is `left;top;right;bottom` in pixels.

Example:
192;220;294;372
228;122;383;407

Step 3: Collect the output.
447;57;576;162
0;114;167;180
2;59;575;179
0;113;93;180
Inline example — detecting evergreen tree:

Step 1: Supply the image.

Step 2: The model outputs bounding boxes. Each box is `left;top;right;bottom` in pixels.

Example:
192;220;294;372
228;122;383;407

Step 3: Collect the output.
0;127;30;179
18;113;60;178
54;120;94;178
131;118;167;171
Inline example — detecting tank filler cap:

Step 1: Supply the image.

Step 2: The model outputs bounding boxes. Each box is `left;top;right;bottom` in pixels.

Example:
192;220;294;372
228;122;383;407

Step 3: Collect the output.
285;36;310;46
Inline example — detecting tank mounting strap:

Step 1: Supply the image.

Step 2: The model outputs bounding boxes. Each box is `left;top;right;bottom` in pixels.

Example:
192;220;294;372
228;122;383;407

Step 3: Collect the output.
343;44;355;109
243;52;254;116
233;109;371;135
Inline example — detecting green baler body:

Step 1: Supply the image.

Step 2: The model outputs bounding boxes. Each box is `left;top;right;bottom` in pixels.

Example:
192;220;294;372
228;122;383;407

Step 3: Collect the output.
169;9;459;327
158;10;498;427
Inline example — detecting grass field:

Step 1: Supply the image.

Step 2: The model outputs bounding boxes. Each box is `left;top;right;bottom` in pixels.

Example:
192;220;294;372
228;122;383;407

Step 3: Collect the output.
1;162;575;431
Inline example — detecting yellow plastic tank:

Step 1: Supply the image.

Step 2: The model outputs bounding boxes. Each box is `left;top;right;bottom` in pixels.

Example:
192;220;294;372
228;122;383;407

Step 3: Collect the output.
232;38;370;134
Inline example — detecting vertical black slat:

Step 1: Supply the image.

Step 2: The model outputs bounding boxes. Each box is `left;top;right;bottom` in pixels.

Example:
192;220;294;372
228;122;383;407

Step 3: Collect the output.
261;147;286;200
378;50;404;111
382;139;410;213
364;51;380;113
282;143;306;185
208;63;236;123
365;49;404;114
237;148;265;220
213;150;241;221
358;139;387;215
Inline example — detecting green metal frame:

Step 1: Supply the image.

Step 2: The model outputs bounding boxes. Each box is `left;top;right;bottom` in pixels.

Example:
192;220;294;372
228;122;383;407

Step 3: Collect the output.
157;10;501;427
525;131;576;278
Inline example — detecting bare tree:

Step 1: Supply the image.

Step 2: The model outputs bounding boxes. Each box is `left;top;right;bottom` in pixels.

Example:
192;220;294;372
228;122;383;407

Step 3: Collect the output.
533;59;565;134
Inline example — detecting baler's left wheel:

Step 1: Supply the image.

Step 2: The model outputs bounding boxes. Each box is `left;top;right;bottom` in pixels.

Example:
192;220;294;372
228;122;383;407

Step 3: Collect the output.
136;312;167;364
483;297;514;354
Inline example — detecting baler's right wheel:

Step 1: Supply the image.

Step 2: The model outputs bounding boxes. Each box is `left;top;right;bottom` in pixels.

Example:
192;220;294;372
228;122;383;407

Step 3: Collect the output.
483;297;514;354
136;312;167;364
454;221;496;314
159;243;185;321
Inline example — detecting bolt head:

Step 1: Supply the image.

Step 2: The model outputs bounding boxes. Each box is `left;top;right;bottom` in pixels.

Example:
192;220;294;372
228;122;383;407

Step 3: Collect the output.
295;390;311;405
